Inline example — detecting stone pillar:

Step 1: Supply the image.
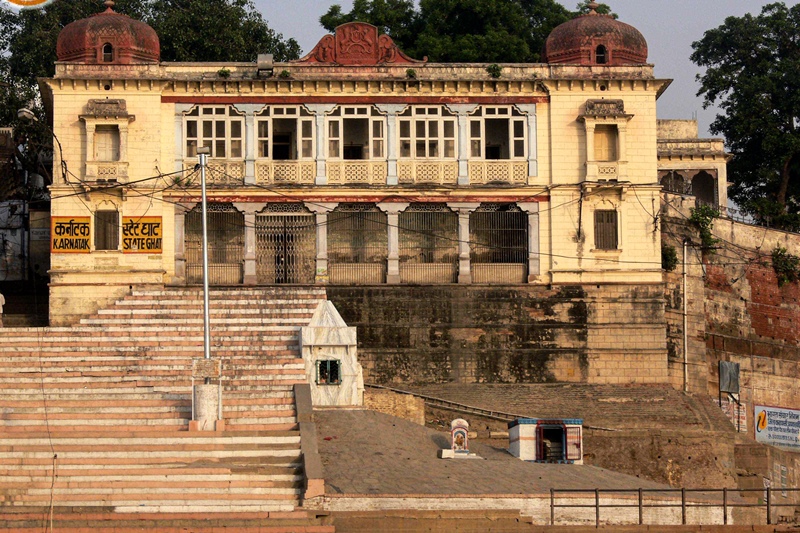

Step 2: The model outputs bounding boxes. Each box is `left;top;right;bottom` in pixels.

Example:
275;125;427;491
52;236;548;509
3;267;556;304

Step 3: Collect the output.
233;202;266;285
375;104;407;185
174;104;194;175
449;203;480;284
306;202;338;284
378;202;409;284
235;104;261;185
173;203;193;285
518;202;541;282
515;104;538;179
306;104;337;185
446;104;479;185
617;122;628;180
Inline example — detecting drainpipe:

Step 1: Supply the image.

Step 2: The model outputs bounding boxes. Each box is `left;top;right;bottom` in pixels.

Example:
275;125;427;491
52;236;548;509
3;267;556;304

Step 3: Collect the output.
683;238;689;393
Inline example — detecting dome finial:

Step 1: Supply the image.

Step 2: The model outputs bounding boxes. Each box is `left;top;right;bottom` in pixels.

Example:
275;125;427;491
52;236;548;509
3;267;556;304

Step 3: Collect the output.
587;1;599;14
104;0;115;10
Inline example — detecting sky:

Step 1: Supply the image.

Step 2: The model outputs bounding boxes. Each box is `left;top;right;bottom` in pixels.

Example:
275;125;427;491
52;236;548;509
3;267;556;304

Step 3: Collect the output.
253;0;800;139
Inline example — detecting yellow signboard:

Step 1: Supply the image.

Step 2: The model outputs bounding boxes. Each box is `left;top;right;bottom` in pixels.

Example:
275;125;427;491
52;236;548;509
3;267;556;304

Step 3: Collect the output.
51;217;91;253
122;217;163;253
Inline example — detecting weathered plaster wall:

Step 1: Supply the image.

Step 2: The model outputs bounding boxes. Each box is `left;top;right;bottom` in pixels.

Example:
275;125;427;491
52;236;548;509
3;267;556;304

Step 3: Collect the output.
662;194;800;428
327;283;667;386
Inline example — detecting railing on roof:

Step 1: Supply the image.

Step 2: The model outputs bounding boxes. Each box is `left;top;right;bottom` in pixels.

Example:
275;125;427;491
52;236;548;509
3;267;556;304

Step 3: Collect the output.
550;487;800;527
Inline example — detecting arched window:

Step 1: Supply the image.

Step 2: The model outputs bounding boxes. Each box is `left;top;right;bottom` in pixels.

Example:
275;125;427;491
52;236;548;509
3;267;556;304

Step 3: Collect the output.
102;43;113;63
595;45;608;65
691;171;717;207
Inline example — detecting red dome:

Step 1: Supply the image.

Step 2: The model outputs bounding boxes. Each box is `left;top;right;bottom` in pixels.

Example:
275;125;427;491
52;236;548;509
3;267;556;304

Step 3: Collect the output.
57;1;159;64
543;3;647;66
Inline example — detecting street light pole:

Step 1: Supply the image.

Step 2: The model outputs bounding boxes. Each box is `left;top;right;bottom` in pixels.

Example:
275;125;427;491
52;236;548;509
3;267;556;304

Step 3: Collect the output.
197;146;212;368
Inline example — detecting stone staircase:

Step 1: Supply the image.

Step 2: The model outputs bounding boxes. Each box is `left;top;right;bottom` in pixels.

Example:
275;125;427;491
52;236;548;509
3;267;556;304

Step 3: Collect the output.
0;286;334;531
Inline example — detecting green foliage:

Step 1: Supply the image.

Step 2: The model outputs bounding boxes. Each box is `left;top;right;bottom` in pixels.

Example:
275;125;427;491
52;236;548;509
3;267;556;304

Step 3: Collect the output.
486;64;502;78
661;243;679;272
574;1;617;18
320;0;574;63
771;246;800;287
689;205;720;250
405;68;417;79
0;0;300;127
217;68;231;79
278;70;291;79
691;3;800;230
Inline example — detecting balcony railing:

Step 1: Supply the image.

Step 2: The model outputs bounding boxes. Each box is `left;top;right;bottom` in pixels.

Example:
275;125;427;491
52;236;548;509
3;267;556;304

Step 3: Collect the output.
469;161;528;185
327;161;387;185
256;161;315;185
398;161;458;185
85;161;129;182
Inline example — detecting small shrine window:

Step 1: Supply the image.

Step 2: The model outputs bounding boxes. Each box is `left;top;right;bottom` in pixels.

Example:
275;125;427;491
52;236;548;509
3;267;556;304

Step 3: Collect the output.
317;360;341;385
102;43;113;63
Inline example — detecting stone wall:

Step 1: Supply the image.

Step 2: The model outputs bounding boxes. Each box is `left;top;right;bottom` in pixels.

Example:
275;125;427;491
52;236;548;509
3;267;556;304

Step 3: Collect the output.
364;388;425;425
327;284;667;386
662;195;800;417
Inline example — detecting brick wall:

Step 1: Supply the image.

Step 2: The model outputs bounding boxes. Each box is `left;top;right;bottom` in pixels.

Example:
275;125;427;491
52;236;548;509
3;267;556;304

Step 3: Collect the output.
364;388;425;425
327;284;667;385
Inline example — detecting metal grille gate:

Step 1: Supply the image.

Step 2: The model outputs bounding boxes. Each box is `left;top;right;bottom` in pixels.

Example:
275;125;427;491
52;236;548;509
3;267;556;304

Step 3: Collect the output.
469;203;527;283
186;203;244;285
399;203;458;283
256;204;316;284
328;203;388;284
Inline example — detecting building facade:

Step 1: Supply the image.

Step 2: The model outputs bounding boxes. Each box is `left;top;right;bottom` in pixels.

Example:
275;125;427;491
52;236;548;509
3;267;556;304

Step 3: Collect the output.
41;3;730;387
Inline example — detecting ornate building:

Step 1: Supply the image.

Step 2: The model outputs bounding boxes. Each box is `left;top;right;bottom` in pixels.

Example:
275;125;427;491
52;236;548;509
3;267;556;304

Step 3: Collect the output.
42;1;728;385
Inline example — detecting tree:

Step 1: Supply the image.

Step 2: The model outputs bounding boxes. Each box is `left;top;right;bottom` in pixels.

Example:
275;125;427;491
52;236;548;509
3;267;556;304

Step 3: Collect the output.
0;0;300;127
691;3;800;229
320;0;615;63
148;0;300;63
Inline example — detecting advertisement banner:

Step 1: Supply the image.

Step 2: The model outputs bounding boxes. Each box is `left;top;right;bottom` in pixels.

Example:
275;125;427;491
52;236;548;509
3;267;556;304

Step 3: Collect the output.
755;405;800;451
122;217;162;253
51;217;91;253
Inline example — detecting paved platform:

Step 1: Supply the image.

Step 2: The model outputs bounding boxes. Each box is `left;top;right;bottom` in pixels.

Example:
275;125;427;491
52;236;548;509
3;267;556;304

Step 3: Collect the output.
314;409;670;496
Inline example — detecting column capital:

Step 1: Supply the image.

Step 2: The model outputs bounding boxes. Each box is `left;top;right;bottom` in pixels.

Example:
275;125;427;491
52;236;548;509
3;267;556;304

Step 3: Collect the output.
514;103;537;115
375;103;408;115
305;103;338;115
377;202;410;215
234;103;264;115
448;202;481;213
305;202;338;214
232;202;266;215
517;202;540;214
446;103;480;116
175;202;195;215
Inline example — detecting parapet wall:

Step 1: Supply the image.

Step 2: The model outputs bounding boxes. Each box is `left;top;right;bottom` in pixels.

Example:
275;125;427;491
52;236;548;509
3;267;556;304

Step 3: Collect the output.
327;284;667;386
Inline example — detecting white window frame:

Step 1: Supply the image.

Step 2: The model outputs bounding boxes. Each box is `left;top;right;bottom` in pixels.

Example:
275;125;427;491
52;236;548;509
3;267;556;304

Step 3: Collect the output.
398;106;457;160
326;105;386;160
255;105;315;161
184;105;244;159
469;105;527;160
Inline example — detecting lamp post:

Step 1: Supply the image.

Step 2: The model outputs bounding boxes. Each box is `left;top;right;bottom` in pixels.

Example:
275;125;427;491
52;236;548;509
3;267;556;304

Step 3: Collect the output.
17;108;67;184
197;146;212;365
191;146;221;431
